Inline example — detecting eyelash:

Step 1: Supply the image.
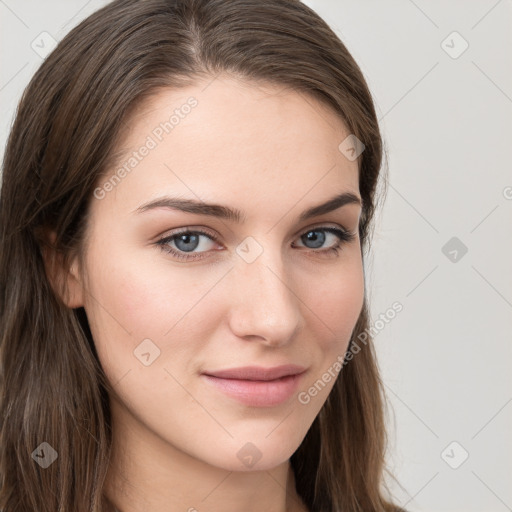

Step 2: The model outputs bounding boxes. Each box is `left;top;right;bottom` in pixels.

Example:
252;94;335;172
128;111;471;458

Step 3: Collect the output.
156;225;356;262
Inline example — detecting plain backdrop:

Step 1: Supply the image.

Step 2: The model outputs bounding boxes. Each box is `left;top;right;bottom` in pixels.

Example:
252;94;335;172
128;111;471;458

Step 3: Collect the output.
1;1;511;511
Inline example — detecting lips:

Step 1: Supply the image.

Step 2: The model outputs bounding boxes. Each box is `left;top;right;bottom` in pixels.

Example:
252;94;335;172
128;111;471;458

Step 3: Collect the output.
201;365;307;407
202;364;306;381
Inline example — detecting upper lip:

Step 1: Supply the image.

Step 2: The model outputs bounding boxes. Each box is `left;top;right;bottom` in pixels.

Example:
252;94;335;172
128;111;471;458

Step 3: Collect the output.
203;364;306;381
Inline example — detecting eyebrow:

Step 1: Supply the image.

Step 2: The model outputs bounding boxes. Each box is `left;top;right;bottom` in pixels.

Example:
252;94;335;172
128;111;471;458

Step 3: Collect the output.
133;191;361;223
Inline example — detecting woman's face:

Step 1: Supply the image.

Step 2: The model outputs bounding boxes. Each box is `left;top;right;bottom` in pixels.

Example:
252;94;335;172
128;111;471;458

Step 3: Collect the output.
71;75;364;472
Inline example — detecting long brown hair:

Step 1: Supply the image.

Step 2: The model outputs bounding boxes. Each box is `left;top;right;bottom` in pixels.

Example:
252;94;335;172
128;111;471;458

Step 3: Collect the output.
0;1;402;510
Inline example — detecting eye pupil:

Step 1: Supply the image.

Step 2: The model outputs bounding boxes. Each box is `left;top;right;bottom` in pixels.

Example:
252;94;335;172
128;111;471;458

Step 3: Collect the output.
303;230;325;249
175;233;200;252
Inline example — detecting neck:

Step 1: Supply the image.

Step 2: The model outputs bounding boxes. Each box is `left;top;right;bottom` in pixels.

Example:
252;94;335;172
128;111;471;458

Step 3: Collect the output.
106;458;307;512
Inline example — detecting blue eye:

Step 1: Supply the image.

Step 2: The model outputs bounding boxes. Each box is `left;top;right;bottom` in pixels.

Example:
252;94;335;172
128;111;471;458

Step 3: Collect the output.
294;227;355;253
156;226;356;262
163;229;216;255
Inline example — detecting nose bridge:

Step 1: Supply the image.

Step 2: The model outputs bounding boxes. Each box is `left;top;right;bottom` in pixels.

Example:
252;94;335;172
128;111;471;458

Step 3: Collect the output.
228;239;301;344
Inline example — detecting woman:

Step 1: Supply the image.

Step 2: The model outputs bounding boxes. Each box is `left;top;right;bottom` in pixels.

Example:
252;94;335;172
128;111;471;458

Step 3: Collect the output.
0;0;404;510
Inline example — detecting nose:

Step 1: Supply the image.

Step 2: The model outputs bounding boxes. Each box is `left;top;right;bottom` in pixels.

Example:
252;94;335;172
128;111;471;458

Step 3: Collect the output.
227;246;302;347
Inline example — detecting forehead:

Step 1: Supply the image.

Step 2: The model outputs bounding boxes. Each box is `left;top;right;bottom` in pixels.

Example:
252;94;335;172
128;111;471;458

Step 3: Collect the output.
94;75;360;218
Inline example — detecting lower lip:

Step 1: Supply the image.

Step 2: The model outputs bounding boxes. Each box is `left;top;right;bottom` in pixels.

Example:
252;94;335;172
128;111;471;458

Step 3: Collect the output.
201;372;305;407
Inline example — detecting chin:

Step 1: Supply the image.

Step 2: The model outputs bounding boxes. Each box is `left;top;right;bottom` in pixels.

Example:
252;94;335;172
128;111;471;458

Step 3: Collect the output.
206;438;300;473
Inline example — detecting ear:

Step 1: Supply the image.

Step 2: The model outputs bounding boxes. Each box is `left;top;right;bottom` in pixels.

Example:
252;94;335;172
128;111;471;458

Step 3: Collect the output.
40;229;85;309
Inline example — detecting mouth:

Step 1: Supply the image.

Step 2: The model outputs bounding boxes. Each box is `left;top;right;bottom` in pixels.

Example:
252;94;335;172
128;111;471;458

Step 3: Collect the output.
201;365;307;407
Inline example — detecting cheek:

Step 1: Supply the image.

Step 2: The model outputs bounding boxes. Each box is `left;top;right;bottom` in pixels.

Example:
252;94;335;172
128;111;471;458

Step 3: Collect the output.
81;239;225;370
303;254;364;354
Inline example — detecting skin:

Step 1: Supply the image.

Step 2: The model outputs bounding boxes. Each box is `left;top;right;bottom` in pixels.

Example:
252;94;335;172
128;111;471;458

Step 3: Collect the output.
51;75;364;512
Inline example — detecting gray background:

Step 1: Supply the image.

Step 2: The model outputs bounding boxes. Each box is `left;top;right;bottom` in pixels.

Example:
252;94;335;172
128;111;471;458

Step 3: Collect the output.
1;1;511;510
